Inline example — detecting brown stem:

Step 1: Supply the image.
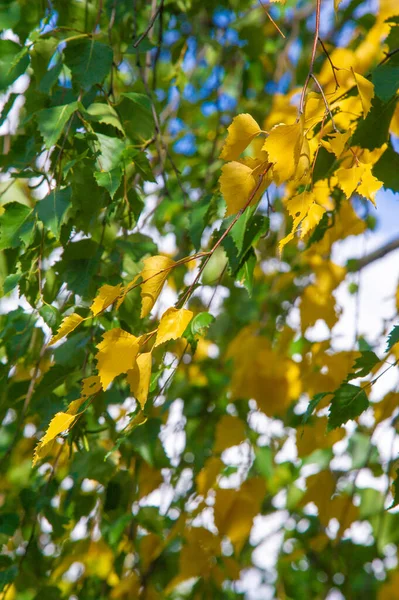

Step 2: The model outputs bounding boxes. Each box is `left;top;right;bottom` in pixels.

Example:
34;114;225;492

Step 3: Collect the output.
318;37;340;90
258;0;286;39
299;0;322;114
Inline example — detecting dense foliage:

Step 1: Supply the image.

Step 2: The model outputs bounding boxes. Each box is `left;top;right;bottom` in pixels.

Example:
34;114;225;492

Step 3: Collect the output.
1;0;399;598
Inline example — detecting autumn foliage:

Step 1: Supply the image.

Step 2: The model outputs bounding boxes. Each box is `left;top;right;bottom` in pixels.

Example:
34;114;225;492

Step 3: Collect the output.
1;0;399;598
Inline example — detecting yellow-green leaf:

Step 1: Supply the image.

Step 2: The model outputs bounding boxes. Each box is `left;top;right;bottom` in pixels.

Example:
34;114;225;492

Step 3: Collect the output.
300;202;326;238
358;165;382;206
49;313;84;346
219;161;257;216
263;122;302;184
155;307;193;347
96;328;139;389
353;70;374;118
90;283;123;316
219;113;261;161
127;352;152;410
140;255;176;318
33;412;76;467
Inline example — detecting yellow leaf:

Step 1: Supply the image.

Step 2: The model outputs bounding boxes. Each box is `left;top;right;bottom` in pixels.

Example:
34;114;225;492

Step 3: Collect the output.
138;461;163;498
279;191;315;251
81;375;102;397
357;165;382;206
227;326;301;416
378;570;399;600
352;69;374;117
300;202;326;238
263;122;302;184
66;376;103;415
90;283;123;316
196;457;223;496
155;307;193;347
336;164;365;198
33;412;76;467
96;328;139;389
214;478;266;551
214;415;246;452
297;417;344;458
140;255;176;318
374;392;399;423
49;313;84;346
219;161;257;216
219;113;261;161
126;352;152;409
324;130;352;157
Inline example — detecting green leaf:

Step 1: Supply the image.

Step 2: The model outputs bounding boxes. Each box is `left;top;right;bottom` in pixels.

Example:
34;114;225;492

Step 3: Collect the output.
0;565;18;591
0;513;19;536
39;304;60;329
222;214;268;276
120;92;154;140
386;325;399;352
302;393;330;425
3;272;22;294
229;205;256;254
94;167;122;199
189;194;213;250
36;187;71;237
385;23;399;53
0;202;35;249
64;39;113;90
38;60;63;95
373;145;399;192
125;148;156;182
93;133;126;172
83;102;125;134
0;39;29;91
37;102;78;149
346;351;380;380
306;211;330;247
0;92;18;128
237;248;256;296
372;65;399;102
328;383;369;430
188;312;215;337
0;1;20;29
184;311;215;351
390;468;399;508
352;96;398;150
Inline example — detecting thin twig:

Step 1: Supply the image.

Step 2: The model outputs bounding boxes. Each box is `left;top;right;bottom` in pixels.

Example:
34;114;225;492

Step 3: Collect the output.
133;0;164;48
299;0;321;114
318;37;340;90
258;0;286;39
178;164;272;307
310;73;338;131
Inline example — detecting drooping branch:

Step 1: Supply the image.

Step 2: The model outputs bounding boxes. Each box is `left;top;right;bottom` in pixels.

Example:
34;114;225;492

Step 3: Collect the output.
347;236;399;272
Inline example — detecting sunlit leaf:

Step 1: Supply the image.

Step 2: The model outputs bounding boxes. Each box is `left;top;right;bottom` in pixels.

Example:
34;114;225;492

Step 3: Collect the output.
155;308;193;347
96;328;139;389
